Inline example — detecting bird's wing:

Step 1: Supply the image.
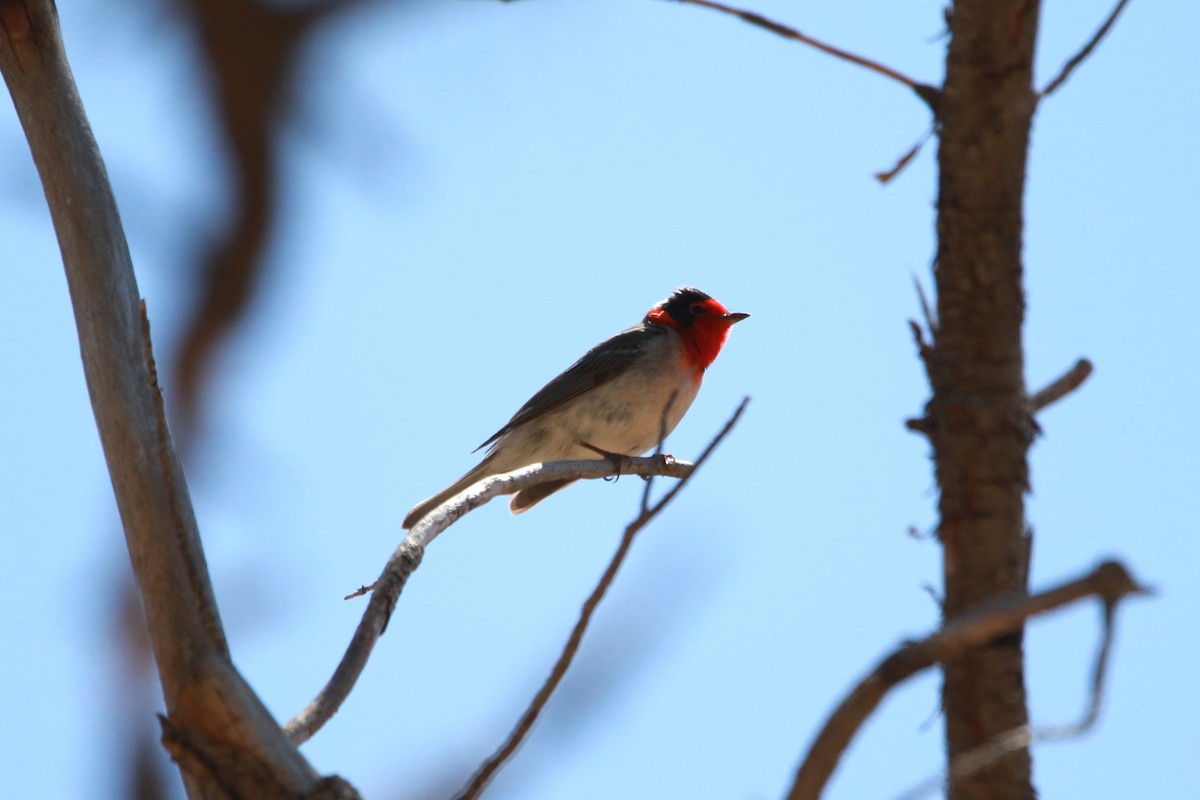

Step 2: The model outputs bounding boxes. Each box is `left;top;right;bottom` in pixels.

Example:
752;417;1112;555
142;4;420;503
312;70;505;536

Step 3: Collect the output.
475;322;662;451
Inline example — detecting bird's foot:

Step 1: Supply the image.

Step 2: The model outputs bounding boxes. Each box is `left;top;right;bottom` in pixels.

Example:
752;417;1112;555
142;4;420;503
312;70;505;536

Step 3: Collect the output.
579;442;675;481
578;440;633;477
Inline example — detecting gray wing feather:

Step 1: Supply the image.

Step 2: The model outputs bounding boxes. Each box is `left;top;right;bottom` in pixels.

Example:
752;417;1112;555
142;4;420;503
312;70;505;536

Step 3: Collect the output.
475;323;661;451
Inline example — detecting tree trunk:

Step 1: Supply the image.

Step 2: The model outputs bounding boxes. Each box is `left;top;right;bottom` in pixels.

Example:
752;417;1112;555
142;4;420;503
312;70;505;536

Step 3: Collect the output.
931;1;1041;797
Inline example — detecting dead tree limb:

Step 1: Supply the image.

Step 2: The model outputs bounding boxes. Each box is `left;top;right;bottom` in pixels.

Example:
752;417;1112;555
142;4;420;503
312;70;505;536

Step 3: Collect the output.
1040;0;1133;97
787;561;1147;800
675;0;939;108
286;395;749;746
0;2;349;796
454;397;750;799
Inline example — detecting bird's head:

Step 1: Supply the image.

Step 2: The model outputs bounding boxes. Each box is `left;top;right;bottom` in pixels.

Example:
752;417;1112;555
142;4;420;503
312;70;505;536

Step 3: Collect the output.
646;286;748;373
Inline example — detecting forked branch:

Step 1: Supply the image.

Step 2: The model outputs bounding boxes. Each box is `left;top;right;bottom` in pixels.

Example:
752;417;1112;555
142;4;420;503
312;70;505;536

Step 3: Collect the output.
785;560;1148;800
895;568;1140;800
1;2;334;796
284;398;751;746
454;397;751;799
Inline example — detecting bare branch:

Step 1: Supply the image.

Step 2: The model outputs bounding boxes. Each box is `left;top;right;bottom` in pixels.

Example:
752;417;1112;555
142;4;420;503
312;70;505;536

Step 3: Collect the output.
1030;358;1094;412
286;398;750;745
875;125;935;184
170;0;376;439
285;458;682;744
642;389;680;514
905;288;936;434
159;715;359;800
913;274;938;340
0;2;334;795
454;397;751;800
284;541;422;746
413;456;697;548
895;588;1136;800
785;560;1148;800
675;0;939;109
1040;0;1133;97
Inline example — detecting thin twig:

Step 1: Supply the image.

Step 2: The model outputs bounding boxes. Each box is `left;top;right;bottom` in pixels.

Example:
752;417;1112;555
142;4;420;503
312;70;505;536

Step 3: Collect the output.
875;125;935;184
906;280;936;434
642;390;680;515
894;593;1131;800
455;397;751;800
1030;358;1094;412
908;319;932;360
283;454;703;745
785;560;1148;800
675;0;938;108
913;274;937;339
909;272;937;372
284;541;423;745
1040;0;1133;97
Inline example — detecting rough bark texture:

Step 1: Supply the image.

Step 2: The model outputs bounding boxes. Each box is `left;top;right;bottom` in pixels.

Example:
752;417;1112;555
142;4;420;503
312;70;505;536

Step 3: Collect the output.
931;1;1042;797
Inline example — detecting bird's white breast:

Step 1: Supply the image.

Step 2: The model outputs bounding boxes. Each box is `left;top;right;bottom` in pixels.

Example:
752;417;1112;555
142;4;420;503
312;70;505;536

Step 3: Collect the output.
489;333;701;469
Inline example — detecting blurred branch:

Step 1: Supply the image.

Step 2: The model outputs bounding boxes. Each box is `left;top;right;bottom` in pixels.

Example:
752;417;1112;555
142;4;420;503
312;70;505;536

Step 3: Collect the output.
874;125;934;184
454;397;750;799
285;393;747;747
0;2;348;796
170;0;385;438
674;0;939;109
904;284;935;435
1039;0;1133;97
896;570;1146;800
785;560;1148;800
1030;358;1094;412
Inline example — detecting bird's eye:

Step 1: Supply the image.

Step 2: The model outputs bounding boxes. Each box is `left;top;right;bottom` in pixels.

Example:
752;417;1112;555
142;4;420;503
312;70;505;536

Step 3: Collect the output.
690;303;707;315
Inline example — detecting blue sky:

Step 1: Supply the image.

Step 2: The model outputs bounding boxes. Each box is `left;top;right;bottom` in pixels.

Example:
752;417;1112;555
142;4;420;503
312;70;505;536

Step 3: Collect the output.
2;1;1197;798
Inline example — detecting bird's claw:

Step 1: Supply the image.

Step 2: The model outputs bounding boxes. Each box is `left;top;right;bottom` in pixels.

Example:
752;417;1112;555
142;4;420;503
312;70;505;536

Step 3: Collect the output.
579;440;633;474
579;441;677;482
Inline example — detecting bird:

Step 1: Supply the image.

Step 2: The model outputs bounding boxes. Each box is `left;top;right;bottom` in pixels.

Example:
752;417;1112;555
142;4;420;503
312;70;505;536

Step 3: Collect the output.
402;287;747;529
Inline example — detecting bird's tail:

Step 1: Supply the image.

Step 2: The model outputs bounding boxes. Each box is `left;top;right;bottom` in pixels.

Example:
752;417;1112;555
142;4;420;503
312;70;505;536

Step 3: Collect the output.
402;460;495;529
402;462;579;529
509;479;575;514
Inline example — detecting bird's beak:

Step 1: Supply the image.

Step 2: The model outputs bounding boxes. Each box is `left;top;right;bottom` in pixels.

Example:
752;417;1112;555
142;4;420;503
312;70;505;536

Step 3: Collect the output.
723;312;750;325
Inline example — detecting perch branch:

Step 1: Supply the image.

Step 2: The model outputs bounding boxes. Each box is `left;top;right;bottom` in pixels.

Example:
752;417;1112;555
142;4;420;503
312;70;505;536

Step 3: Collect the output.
284;456;687;744
785;560;1148;800
1040;0;1133;97
675;0;938;109
286;395;749;745
454;397;750;800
